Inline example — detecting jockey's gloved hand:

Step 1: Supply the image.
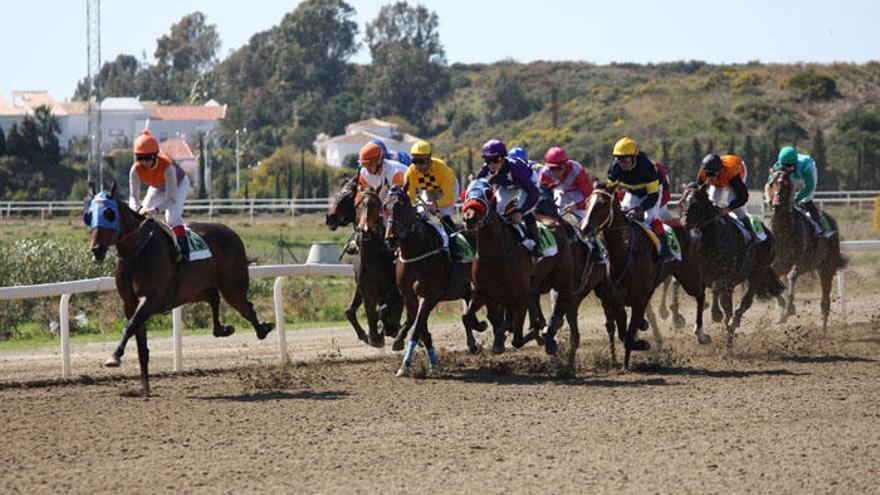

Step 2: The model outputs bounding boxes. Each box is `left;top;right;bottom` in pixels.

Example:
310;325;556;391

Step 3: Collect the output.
625;205;643;221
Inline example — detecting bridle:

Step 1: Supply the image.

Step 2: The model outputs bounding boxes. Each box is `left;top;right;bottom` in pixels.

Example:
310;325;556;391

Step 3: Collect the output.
355;189;384;241
583;189;618;234
383;189;416;239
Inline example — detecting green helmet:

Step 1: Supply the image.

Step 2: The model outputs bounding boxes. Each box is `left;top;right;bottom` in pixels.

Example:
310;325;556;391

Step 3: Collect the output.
778;146;798;165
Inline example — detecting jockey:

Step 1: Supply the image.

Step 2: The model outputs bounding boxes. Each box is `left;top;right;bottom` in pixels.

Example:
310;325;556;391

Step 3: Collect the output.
128;130;190;262
405;140;459;234
538;146;593;222
607;136;673;262
767;146;833;237
357;142;407;202
476;139;542;257
698;153;753;239
508;145;542;184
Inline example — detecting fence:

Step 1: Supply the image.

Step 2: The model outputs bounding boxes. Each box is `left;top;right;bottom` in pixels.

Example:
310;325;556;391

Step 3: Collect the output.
1;190;878;220
1;239;879;379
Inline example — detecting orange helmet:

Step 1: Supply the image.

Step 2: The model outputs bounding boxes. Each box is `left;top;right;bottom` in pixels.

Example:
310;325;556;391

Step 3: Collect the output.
134;130;159;155
358;142;383;163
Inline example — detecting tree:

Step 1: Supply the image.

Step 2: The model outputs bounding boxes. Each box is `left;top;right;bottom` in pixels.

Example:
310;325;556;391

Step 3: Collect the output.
154;12;221;102
485;72;533;122
0;126;6;156
32;105;61;165
19;116;42;163
365;2;449;130
74;54;140;100
6;124;24;158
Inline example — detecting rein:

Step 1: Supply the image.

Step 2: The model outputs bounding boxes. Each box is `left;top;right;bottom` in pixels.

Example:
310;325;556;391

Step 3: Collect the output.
114;218;156;263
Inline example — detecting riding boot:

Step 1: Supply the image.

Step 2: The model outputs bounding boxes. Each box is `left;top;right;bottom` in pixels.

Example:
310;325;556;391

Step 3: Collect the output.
801;201;826;236
523;213;543;258
175;235;190;263
343;240;359;255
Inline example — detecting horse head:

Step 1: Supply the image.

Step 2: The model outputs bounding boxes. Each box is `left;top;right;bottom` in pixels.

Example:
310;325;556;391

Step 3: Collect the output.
383;185;417;250
679;182;716;229
326;175;357;230
462;179;496;231
83;180;142;262
579;180;619;238
766;171;794;209
355;187;384;242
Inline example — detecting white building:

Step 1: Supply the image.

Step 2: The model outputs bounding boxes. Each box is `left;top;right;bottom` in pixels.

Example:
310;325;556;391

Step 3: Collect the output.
313;118;422;168
0;91;225;151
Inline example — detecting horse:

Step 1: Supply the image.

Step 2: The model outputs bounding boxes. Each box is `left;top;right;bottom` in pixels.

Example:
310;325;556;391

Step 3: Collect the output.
765;171;845;333
679;182;785;345
462;187;621;369
85;182;273;395
384;186;497;376
579;182;707;369
326;176;402;345
351;188;405;346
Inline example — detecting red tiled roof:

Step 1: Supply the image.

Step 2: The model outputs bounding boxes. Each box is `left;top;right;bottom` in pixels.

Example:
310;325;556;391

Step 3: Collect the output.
159;139;195;160
150;105;226;121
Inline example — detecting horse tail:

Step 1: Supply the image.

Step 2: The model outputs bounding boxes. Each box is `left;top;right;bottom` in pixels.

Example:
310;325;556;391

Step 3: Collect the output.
754;267;786;300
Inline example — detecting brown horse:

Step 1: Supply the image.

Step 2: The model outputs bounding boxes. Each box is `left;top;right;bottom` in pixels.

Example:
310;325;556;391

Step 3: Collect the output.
352;188;406;346
579;182;707;368
680;182;785;345
85;182;273;395
326;177;402;345
384;186;497;376
765;171;845;332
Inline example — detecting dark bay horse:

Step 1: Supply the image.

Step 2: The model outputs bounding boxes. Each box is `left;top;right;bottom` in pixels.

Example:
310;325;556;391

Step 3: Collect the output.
326;176;402;345
85;182;273;395
352;188;405;346
579;183;706;368
384;186;496;377
766;171;845;332
680;182;785;345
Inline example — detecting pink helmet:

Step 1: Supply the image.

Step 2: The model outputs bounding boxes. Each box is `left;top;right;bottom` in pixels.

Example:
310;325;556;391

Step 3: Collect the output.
544;146;569;168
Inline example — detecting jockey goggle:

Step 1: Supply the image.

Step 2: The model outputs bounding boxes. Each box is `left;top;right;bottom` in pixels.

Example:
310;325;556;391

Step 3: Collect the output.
412;156;431;168
136;153;157;164
483;155;503;164
359;157;382;171
782;163;796;172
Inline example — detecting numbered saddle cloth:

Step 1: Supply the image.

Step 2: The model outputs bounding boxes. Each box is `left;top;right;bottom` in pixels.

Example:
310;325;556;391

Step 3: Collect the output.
513;222;558;259
635;222;682;261
156;222;212;261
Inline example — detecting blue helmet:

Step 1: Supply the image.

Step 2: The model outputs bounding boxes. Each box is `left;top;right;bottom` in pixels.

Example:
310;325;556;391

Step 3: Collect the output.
394;150;412;166
369;139;389;159
508;145;528;162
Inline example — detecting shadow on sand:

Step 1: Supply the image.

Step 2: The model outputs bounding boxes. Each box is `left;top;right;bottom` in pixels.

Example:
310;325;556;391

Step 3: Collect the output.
196;389;351;402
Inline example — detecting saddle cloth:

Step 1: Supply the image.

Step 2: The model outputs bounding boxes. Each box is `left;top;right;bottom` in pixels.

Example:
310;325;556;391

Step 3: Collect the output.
156;222;212;261
635;222;682;261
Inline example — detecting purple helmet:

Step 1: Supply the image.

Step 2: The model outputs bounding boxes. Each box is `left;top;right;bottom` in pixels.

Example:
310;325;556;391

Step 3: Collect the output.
481;139;507;159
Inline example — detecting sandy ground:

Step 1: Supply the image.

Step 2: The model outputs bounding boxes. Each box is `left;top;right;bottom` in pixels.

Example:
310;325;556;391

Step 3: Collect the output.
1;291;879;494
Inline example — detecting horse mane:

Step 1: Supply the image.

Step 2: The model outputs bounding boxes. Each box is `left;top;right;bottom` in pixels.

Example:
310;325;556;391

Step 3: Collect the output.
593;180;615;193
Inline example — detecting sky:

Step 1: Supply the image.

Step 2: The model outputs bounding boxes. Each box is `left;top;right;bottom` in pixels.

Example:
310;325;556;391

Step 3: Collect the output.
1;0;878;101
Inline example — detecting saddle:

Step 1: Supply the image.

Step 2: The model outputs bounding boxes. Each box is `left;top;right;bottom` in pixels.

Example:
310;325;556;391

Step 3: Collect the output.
154;220;212;261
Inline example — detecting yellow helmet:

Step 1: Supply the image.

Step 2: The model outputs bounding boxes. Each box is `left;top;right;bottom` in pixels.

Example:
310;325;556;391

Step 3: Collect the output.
410;140;433;156
613;137;638;157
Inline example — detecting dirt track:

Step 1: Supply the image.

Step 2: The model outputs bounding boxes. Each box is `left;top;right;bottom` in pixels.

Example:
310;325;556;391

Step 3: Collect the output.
2;296;880;494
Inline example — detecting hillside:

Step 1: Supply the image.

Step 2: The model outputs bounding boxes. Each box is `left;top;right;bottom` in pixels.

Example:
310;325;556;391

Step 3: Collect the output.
427;61;880;191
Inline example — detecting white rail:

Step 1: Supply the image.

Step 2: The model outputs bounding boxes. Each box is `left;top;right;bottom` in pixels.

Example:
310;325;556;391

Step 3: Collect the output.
0;263;353;378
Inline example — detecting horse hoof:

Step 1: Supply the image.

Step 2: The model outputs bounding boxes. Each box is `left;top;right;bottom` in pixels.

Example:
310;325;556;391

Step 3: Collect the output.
392;339;405;352
103;355;121;368
544;338;559;356
256;322;274;340
535;333;546;346
214;325;235;337
711;311;723;323
355;331;369;343
637;318;649;331
475;320;488;333
673;315;686;329
512;337;525;349
468;343;482;355
696;332;712;345
395;365;412;377
492;343;506;355
384;326;399;338
368;336;385;349
428;362;440;374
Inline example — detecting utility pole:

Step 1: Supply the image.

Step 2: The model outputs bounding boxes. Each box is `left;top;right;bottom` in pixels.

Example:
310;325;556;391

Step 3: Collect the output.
86;0;102;186
235;127;246;196
204;130;212;198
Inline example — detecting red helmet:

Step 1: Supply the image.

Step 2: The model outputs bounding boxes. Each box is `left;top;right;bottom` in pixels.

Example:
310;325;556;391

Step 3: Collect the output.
134;130;159;155
544;146;569;168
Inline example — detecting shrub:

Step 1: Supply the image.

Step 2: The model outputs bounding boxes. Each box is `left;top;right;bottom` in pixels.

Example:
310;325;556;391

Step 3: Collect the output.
786;71;838;101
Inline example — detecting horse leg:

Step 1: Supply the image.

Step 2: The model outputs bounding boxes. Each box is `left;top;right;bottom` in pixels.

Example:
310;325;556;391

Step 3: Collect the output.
543;292;565;356
345;287;368;343
380;293;404;338
397;296;437;377
720;288;735;347
219;283;274;340
644;300;663;349
565;303;580;372
596;283;620;367
658;277;671;320
710;287;723;323
819;266;836;334
394;289;418;352
510;300;531;349
421;328;440;374
529;289;547;334
462;294;484;354
363;295;384;348
134;326;151;396
729;284;757;336
104;298;138;367
785;266;800;317
693;286;709;345
623;300;651;370
207;288;234;337
669;279;686;329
